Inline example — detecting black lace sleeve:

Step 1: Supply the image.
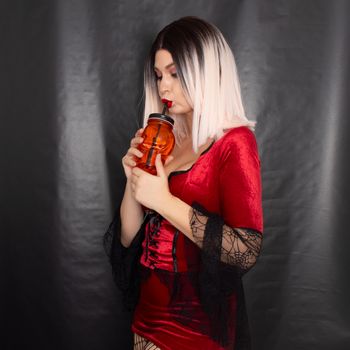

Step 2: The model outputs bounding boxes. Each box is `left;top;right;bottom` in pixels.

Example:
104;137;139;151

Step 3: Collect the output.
103;205;148;312
188;201;263;349
189;202;263;274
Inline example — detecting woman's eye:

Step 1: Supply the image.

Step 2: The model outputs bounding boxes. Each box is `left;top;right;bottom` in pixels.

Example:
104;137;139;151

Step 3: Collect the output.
154;72;177;80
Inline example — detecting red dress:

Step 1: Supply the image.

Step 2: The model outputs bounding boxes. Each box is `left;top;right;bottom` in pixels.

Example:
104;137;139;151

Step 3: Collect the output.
130;126;264;350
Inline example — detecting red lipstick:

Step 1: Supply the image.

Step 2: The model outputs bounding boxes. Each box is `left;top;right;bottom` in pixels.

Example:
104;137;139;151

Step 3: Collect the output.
161;98;172;114
161;98;173;108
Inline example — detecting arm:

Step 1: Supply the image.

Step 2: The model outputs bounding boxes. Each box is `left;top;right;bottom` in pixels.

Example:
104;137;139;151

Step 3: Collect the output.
157;128;263;273
158;196;262;272
120;178;144;247
103;179;148;311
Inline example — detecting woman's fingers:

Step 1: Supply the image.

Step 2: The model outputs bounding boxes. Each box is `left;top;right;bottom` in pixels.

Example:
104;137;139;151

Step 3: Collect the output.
123;147;142;167
135;128;144;137
123;129;145;178
130;136;144;147
128;147;143;158
130;127;144;148
126;156;136;167
122;129;144;179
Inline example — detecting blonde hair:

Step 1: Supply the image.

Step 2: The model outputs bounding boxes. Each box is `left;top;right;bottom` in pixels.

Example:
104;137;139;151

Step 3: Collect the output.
142;16;256;153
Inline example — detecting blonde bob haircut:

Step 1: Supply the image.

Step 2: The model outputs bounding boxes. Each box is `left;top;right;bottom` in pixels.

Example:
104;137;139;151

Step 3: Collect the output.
142;16;256;153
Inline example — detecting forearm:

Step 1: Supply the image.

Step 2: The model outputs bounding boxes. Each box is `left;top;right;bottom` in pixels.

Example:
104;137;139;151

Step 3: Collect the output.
157;194;194;241
120;179;144;247
157;195;262;270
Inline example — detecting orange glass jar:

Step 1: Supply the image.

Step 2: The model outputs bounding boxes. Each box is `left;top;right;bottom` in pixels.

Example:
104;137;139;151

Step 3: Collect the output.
136;113;175;175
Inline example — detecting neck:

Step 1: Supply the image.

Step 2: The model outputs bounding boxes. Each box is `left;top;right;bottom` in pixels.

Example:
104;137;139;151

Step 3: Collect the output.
185;112;193;136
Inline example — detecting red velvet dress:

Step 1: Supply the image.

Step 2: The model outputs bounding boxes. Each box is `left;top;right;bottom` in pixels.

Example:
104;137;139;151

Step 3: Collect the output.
129;126;264;350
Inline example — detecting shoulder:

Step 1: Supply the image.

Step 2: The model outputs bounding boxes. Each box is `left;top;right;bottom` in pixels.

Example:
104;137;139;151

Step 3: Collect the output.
215;126;259;163
220;126;257;146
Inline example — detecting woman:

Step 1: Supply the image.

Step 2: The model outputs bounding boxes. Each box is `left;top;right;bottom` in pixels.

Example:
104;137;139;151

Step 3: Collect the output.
104;16;263;350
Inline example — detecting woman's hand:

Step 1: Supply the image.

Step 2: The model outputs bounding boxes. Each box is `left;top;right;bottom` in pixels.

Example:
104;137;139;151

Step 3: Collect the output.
121;128;145;180
130;153;174;212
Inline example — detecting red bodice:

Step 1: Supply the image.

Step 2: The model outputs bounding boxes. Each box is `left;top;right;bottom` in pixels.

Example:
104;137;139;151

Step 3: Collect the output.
131;126;263;350
139;213;201;272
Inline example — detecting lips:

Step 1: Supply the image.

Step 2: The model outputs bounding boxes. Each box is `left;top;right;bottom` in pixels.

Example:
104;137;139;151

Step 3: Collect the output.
161;98;173;108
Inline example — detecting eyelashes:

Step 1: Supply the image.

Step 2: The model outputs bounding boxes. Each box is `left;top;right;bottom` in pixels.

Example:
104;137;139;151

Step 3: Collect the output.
154;72;178;80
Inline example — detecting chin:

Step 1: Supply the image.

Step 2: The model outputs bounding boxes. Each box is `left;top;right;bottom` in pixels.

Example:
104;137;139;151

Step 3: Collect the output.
171;107;192;116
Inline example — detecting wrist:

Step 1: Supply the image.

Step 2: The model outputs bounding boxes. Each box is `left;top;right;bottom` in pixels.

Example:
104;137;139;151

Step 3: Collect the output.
157;192;176;217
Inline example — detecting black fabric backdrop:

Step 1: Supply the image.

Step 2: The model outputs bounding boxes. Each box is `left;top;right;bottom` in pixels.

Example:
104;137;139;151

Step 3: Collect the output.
1;1;350;349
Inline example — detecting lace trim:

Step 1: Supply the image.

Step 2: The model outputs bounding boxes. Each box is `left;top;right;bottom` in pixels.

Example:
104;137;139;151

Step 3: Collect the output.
189;204;262;273
187;201;263;348
133;333;162;350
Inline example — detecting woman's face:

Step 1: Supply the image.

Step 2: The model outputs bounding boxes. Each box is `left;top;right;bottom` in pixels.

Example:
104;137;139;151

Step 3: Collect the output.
154;49;193;118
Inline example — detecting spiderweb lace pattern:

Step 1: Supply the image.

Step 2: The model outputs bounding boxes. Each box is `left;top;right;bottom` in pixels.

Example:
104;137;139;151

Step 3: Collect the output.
185;201;263;348
188;205;262;272
133;333;162;350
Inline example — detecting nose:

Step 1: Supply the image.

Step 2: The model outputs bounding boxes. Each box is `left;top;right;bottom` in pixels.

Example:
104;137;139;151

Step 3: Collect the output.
158;75;172;96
